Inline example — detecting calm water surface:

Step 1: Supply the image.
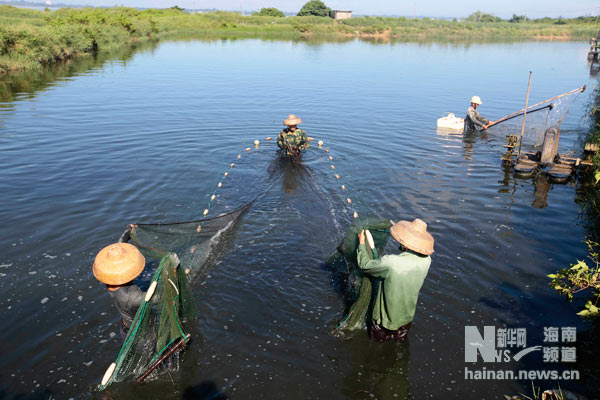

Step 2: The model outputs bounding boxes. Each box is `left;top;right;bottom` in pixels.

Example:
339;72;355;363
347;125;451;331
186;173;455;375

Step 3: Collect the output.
0;39;597;399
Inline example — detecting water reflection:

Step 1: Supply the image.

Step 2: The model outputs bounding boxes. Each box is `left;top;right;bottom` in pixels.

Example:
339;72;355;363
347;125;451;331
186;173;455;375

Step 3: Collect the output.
0;41;159;103
461;130;489;161
268;154;313;194
342;338;411;399
532;174;551;209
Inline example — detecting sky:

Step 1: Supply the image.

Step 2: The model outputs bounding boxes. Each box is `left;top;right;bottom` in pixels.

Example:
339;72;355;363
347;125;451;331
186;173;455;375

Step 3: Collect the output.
46;0;600;18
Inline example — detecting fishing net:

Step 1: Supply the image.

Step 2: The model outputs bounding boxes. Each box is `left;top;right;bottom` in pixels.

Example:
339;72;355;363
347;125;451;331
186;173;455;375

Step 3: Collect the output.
486;87;585;146
125;202;252;282
330;220;392;333
99;203;251;390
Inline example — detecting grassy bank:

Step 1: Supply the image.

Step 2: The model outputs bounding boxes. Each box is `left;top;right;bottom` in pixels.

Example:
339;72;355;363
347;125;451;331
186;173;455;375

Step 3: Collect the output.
1;6;599;73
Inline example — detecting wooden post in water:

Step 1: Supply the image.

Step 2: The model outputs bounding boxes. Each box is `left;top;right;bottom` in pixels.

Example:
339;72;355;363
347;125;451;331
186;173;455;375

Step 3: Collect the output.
517;71;533;161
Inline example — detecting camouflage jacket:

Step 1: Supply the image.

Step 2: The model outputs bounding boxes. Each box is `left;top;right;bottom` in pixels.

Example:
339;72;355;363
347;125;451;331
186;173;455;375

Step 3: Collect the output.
277;128;309;154
465;106;489;131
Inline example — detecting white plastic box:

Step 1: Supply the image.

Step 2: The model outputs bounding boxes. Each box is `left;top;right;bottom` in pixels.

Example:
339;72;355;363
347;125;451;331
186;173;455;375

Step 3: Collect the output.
436;113;464;133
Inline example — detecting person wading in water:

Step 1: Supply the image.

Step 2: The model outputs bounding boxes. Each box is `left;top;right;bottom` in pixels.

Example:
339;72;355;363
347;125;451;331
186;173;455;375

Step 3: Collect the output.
357;219;434;341
465;96;493;132
93;243;178;336
277;114;309;158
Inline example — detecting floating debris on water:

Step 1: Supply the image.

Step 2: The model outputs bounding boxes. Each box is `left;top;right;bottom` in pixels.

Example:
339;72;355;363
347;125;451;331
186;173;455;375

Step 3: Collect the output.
41;297;49;304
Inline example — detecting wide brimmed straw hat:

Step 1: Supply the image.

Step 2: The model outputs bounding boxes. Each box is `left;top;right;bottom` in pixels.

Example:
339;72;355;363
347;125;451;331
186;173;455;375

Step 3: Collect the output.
284;114;302;126
390;218;434;255
93;243;145;285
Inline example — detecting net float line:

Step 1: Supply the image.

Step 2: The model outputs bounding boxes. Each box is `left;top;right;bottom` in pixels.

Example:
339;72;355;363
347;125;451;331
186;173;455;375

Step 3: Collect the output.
311;138;366;221
202;139;274;218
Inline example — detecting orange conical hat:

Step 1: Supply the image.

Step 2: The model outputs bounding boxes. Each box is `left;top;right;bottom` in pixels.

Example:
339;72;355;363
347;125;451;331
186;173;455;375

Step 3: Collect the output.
93;243;145;285
390;218;434;255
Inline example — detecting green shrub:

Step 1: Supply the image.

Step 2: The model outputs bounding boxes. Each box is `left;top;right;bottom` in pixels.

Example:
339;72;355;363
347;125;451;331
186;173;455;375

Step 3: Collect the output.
297;0;332;18
253;8;285;17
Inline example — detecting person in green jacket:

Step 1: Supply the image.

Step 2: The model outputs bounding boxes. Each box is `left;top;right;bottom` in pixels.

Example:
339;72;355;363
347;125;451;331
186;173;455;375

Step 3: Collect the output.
277;114;309;158
357;218;434;341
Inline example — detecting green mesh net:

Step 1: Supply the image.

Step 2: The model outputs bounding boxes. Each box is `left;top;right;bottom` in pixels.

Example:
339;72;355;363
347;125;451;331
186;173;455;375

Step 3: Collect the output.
331;220;392;333
486;86;584;146
126;202;252;281
99;203;251;390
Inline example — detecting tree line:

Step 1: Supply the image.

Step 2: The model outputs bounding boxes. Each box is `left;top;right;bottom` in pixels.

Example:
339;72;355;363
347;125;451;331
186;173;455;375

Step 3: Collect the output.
253;2;598;24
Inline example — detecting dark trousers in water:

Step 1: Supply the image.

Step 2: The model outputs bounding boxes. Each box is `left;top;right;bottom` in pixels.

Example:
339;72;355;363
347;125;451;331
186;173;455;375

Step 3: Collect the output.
369;321;411;342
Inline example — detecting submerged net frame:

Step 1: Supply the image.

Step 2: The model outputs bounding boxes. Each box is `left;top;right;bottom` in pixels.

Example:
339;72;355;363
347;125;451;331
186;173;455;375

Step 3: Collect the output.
99;203;252;390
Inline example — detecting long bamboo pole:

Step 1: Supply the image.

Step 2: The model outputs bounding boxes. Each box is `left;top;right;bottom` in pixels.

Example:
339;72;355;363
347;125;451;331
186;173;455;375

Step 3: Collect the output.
134;334;190;384
517;72;533;161
487;85;585;129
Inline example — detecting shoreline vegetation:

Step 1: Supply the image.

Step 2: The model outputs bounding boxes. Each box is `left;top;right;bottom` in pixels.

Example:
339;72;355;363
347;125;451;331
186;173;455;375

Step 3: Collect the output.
1;6;599;74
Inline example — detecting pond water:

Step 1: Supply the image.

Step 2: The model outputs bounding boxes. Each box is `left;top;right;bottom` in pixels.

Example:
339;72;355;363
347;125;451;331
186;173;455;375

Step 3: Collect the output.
0;38;598;399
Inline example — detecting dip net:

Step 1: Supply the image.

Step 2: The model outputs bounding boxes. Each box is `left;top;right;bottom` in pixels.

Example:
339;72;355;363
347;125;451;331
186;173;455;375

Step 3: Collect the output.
99;203;251;390
329;220;392;333
486;86;585;146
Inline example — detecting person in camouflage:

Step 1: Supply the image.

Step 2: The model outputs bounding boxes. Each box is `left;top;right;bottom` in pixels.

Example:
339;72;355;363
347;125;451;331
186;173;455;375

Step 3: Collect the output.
465;96;492;132
277;114;309;158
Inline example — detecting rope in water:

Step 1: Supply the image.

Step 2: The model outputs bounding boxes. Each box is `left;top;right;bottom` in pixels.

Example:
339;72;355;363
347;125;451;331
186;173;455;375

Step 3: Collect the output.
311;139;369;226
203;138;273;218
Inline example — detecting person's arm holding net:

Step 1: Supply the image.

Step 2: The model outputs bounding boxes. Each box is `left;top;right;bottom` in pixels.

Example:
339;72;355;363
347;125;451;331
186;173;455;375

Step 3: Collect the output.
467;107;487;130
298;129;309;151
356;231;390;279
277;129;287;149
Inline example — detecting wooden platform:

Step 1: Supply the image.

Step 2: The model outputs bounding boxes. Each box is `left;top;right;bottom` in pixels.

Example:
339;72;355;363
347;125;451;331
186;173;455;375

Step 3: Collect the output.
547;164;572;182
514;159;538;178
